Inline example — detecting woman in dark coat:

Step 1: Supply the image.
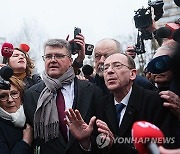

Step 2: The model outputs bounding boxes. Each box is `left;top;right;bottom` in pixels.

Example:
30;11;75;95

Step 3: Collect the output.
0;76;33;154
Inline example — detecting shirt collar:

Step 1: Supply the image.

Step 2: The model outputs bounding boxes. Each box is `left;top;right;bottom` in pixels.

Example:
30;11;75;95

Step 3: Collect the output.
114;87;132;106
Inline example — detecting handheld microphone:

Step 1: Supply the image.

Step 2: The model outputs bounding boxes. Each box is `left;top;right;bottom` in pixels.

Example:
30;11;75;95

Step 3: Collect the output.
0;66;14;81
156;27;172;39
19;43;30;52
132;121;164;154
1;43;14;64
0;66;14;90
156;23;180;41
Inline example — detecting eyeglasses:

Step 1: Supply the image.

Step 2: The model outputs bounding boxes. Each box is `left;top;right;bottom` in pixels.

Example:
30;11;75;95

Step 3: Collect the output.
0;91;20;102
42;54;70;61
103;62;132;73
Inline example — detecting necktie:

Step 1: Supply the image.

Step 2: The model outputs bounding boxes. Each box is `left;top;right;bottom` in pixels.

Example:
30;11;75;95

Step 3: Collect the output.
115;103;125;124
56;89;68;143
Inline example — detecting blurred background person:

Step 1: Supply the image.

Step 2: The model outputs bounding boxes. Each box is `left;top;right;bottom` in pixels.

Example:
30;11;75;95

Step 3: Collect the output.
0;76;33;154
147;40;177;92
125;45;157;90
94;38;123;95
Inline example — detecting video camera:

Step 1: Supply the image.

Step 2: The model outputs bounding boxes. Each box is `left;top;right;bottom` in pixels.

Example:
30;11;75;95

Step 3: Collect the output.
134;0;164;54
71;27;94;55
0;66;13;90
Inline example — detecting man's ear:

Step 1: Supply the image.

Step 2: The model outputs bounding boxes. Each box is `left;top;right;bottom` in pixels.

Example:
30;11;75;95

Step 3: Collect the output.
130;69;137;81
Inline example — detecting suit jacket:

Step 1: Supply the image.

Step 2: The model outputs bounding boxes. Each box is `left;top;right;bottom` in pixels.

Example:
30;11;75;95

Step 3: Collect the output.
23;78;102;154
0;117;32;154
95;83;179;154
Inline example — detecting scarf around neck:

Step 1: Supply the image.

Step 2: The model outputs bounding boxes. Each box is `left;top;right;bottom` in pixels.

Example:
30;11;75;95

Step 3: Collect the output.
34;66;75;142
0;105;26;127
14;72;27;80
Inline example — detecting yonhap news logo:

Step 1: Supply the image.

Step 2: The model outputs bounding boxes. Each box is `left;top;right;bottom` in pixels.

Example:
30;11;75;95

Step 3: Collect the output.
96;133;175;148
96;133;110;148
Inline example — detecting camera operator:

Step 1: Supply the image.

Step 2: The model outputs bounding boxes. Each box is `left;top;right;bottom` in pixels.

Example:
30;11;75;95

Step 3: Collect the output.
133;0;164;54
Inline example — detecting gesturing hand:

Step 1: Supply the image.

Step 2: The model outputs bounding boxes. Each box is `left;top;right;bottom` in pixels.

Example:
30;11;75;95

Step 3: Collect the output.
96;119;115;148
65;108;96;141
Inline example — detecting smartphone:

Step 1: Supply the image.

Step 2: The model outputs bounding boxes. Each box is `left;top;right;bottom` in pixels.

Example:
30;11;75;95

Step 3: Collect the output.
73;27;81;53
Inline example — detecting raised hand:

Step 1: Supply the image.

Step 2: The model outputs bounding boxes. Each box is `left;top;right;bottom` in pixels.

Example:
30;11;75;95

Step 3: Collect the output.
96;119;114;148
159;90;180;120
65;108;96;149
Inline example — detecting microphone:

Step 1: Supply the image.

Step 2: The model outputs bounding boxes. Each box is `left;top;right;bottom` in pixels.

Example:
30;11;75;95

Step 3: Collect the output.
1;43;14;64
132;121;164;154
156;27;172;38
156;23;180;41
0;66;14;81
19;43;30;52
0;66;14;90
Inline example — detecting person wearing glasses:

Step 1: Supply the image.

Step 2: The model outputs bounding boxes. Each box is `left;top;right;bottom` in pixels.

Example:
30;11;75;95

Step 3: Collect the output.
0;76;33;154
7;44;42;89
64;53;179;153
23;39;102;154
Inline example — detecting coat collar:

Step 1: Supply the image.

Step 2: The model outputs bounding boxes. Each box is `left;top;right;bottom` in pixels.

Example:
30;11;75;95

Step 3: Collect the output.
104;84;144;136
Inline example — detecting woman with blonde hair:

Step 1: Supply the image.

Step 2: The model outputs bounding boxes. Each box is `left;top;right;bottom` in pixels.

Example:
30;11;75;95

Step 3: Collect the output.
0;76;33;153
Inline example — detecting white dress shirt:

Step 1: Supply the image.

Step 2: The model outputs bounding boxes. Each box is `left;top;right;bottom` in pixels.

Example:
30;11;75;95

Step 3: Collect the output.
114;87;132;127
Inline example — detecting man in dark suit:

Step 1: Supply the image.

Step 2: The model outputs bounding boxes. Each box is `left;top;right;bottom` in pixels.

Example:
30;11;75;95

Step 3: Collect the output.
95;53;179;153
23;38;102;154
66;53;179;153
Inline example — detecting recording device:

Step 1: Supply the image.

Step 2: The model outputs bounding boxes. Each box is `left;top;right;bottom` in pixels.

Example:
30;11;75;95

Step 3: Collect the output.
134;0;164;40
1;43;14;64
71;27;94;55
85;44;94;55
71;27;81;55
134;0;164;54
132;121;164;154
0;66;14;90
156;22;180;42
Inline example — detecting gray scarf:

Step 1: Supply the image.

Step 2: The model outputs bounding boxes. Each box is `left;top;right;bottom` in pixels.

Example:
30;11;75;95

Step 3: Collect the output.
34;66;75;142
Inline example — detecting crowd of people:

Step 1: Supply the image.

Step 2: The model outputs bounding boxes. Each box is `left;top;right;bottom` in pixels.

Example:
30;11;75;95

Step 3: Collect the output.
0;24;180;154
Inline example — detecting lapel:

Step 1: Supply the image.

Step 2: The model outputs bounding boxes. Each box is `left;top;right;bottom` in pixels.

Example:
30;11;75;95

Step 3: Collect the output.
104;94;120;135
66;79;94;150
119;84;143;136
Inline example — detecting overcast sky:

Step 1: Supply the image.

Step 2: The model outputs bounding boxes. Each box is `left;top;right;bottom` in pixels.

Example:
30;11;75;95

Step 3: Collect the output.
0;0;148;45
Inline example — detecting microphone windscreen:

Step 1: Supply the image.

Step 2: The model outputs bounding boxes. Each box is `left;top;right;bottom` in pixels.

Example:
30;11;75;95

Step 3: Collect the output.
1;43;14;58
20;43;30;52
0;66;14;81
172;29;180;43
132;121;164;154
156;27;172;38
82;64;94;76
174;0;180;7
